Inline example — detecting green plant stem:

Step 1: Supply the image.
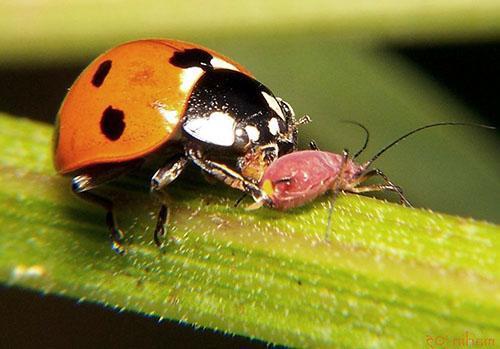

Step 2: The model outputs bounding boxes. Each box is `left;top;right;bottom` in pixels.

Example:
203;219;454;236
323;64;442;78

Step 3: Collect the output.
0;113;499;348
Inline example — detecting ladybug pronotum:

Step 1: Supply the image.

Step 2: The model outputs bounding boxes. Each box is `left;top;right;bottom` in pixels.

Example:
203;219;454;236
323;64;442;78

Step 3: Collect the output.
54;39;309;254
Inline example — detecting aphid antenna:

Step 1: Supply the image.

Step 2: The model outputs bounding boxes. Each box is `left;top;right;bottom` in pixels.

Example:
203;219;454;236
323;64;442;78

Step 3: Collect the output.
339;120;370;159
361;122;495;170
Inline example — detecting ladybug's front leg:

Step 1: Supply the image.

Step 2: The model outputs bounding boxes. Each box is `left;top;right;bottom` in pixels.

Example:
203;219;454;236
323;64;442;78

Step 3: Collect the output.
186;148;271;205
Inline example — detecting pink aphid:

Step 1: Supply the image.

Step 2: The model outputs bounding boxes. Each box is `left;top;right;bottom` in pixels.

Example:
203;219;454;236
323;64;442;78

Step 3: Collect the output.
260;150;364;210
256;122;494;210
259;149;405;210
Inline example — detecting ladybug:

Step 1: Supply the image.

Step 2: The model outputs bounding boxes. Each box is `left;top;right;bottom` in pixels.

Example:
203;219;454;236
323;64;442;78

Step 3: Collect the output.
54;39;309;254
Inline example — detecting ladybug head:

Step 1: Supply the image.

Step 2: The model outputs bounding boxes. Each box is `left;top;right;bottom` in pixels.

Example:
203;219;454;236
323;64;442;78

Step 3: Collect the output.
236;97;312;181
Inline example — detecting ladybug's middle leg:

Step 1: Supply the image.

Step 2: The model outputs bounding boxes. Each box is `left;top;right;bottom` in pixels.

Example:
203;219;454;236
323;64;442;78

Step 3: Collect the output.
150;156;188;247
151;156;188;192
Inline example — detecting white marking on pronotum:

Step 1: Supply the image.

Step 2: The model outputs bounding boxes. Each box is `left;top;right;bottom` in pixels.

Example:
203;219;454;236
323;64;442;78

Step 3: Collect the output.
268;117;280;136
180;67;204;93
245;125;260;142
183;111;236;146
261;91;285;120
210;57;238;71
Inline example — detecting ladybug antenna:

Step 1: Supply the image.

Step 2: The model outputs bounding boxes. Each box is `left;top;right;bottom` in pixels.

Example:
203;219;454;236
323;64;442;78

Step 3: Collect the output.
340;120;370;159
363;122;495;169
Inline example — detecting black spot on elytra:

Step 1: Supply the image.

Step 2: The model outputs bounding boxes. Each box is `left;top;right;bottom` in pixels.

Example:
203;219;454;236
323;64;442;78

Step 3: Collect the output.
92;60;112;87
169;48;213;71
100;106;125;141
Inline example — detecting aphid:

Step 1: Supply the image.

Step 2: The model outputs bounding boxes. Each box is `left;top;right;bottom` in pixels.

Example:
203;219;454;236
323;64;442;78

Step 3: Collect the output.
54;39;309;253
254;122;494;232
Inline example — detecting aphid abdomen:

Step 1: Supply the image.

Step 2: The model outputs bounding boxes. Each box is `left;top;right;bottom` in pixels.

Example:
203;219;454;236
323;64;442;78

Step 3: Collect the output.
261;151;339;209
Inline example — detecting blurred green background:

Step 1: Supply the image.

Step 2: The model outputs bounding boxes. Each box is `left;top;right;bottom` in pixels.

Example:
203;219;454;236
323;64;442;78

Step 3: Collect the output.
1;1;499;347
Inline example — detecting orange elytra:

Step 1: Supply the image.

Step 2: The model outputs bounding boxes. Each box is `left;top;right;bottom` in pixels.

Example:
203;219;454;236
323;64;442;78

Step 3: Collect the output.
55;39;252;174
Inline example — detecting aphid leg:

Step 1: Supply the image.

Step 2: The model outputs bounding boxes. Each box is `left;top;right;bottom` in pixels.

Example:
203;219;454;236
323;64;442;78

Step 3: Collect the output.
150;156;188;247
187;148;271;206
351;169;412;206
72;173;128;255
325;189;342;242
325;149;350;241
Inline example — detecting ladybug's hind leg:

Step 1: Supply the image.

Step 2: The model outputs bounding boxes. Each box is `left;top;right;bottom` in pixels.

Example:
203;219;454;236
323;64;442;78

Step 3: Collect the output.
72;174;127;255
70;162;141;254
150;156;188;247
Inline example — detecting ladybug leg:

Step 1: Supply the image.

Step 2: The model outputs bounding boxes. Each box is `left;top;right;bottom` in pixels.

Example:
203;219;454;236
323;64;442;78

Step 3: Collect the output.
349;169;412;206
70;161;143;254
153;204;169;248
151;156;188;192
150;156;188;247
186;148;271;205
233;193;247;208
71;175;127;255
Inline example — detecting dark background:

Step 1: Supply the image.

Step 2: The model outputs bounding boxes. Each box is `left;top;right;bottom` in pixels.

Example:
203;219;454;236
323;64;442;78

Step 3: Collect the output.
0;41;498;348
